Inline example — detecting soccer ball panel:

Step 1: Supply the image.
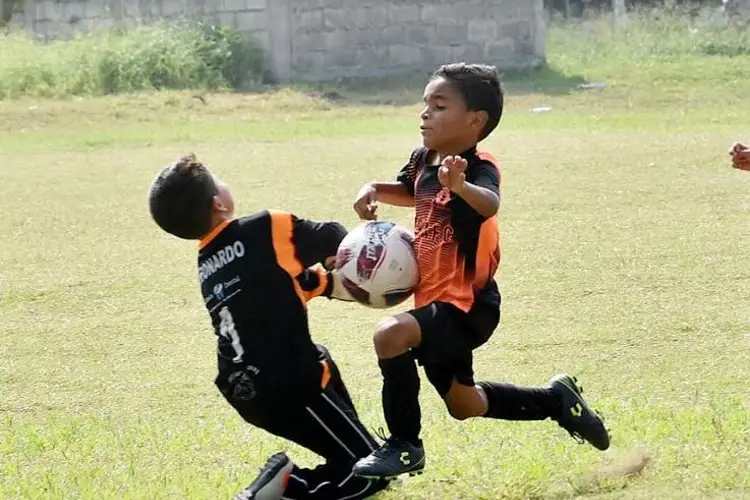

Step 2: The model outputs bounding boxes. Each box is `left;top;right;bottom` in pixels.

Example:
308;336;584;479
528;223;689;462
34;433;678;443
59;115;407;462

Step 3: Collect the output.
335;221;418;309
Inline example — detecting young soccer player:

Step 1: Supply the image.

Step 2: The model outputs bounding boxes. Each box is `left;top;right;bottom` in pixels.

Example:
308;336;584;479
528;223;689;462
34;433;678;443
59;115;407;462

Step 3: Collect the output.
148;154;391;500
729;142;750;171
350;63;611;480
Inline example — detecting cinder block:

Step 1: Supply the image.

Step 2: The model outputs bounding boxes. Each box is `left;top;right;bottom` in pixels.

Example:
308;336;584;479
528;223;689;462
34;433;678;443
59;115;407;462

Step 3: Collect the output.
296;8;322;31
323;7;355;30
380;25;405;45
421;45;453;67
452;42;485;63
487;39;515;60
420;3;453;24
245;0;265;10
223;0;245;13
295;32;326;52
406;25;435;45
436;23;467;45
389;44;421;66
387;4;419;23
467;18;497;43
236;10;265;32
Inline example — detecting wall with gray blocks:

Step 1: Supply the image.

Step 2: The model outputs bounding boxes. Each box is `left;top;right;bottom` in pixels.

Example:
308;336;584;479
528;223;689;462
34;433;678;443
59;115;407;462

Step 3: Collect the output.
25;0;546;82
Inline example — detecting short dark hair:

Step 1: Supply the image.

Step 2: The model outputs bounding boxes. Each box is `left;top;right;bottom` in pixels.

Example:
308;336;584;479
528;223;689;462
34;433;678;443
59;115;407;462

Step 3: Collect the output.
432;62;504;141
148;153;217;240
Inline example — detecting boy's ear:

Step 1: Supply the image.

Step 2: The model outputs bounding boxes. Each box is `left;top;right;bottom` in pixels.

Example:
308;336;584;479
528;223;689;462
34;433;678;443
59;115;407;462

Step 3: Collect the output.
212;195;230;213
471;110;489;133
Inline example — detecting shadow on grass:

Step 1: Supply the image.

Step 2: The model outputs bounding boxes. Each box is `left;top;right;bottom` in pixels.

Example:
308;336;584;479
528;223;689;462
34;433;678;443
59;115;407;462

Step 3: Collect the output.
239;63;590;107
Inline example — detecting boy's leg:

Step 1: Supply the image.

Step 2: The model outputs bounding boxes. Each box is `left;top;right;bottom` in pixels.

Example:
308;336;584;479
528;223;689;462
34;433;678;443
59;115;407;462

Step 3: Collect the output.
262;385;389;500
315;344;356;415
224;360;390;500
432;297;611;451
352;312;426;479
425;298;563;422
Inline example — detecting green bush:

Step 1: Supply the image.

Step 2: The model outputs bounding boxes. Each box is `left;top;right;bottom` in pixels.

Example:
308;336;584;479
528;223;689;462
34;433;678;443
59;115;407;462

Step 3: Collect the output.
0;22;264;99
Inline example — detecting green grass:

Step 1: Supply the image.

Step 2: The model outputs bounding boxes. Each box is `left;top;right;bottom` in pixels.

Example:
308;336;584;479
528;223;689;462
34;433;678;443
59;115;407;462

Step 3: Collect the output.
2;11;750;500
0;22;263;100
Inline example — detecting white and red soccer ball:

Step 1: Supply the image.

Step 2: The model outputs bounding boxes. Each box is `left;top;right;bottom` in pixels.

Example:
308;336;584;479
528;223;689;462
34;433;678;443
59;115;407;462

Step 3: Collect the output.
335;221;419;309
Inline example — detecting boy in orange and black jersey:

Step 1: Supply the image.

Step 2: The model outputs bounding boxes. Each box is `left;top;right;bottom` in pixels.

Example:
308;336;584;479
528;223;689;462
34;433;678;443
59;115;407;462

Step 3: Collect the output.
350;63;611;480
148;154;391;500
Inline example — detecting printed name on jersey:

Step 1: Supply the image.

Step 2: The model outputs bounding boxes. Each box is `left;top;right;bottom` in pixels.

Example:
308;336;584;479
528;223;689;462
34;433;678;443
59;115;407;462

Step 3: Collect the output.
199;241;246;283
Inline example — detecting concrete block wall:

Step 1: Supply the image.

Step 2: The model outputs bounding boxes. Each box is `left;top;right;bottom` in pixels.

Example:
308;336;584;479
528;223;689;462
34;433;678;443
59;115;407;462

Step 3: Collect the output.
24;0;546;83
290;0;545;81
27;0;269;50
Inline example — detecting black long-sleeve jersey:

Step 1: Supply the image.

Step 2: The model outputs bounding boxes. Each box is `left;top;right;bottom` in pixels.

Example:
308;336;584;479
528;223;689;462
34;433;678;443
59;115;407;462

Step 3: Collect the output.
197;210;347;403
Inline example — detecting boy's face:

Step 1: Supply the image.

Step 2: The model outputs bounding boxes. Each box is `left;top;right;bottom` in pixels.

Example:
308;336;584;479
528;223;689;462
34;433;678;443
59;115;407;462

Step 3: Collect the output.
211;173;235;217
419;77;484;153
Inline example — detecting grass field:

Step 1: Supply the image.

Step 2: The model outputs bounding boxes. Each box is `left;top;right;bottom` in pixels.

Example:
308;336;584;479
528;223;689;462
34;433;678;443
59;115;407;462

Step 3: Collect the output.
2;13;750;500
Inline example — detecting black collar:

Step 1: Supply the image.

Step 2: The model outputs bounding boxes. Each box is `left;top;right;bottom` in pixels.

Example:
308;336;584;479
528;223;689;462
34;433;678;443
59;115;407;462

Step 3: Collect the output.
426;146;477;166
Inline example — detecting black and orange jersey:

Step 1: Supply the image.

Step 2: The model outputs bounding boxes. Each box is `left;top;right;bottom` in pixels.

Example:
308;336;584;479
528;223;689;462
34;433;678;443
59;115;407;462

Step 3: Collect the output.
197;210;345;401
396;146;501;313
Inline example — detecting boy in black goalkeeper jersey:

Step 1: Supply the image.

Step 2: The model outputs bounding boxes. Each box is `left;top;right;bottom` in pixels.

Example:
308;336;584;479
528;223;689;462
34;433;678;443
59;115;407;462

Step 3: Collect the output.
148;154;390;500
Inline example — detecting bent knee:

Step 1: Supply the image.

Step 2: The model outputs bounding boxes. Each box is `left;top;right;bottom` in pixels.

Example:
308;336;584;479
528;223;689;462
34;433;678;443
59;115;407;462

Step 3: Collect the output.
446;403;475;421
373;314;421;356
373;317;400;346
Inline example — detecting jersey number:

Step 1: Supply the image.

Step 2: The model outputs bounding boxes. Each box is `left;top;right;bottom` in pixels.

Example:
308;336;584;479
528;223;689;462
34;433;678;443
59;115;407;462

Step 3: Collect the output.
219;306;244;363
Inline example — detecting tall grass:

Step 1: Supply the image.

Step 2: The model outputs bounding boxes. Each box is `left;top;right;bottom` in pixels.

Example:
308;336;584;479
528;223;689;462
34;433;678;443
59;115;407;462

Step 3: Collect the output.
548;7;750;71
0;22;264;100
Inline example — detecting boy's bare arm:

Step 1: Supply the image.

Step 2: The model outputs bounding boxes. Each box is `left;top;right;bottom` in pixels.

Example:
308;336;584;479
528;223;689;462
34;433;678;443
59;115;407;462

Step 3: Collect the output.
453;182;500;218
373;182;415;206
353;182;414;220
439;156;500;218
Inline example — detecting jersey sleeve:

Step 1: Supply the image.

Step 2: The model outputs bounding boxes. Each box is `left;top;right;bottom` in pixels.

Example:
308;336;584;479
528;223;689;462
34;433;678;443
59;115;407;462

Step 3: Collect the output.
291;217;348;269
471;160;501;198
395;147;427;196
268;210;345;302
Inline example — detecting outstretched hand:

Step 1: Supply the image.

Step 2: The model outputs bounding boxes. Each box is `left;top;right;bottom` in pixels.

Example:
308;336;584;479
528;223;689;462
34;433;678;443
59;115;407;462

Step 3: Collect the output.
438;155;468;193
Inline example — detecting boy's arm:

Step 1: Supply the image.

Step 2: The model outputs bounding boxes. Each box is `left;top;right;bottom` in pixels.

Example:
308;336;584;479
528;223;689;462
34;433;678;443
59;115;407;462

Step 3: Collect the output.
295;267;355;303
454;182;499;218
266;210;354;302
288;214;348;269
442;157;501;218
353;150;422;219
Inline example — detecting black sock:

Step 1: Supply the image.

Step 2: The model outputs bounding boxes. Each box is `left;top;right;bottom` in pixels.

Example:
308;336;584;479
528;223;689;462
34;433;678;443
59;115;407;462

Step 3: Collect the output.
379;352;421;445
478;381;561;421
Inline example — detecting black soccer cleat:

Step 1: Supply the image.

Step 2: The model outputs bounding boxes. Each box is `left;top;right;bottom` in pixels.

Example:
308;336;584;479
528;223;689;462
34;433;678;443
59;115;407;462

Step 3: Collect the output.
549;374;610;451
232;452;293;500
352;437;425;479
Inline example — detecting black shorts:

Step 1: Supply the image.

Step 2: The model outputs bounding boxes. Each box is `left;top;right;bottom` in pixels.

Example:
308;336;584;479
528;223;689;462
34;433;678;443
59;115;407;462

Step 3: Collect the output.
409;281;501;397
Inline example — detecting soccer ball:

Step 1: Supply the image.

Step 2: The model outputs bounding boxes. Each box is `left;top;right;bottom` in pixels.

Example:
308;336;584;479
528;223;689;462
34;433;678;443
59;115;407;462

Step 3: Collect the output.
335;221;419;309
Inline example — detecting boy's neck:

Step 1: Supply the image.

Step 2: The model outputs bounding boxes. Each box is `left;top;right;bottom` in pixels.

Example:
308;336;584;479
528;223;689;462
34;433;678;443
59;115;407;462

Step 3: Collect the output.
214;212;234;226
206;212;235;234
199;214;235;248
